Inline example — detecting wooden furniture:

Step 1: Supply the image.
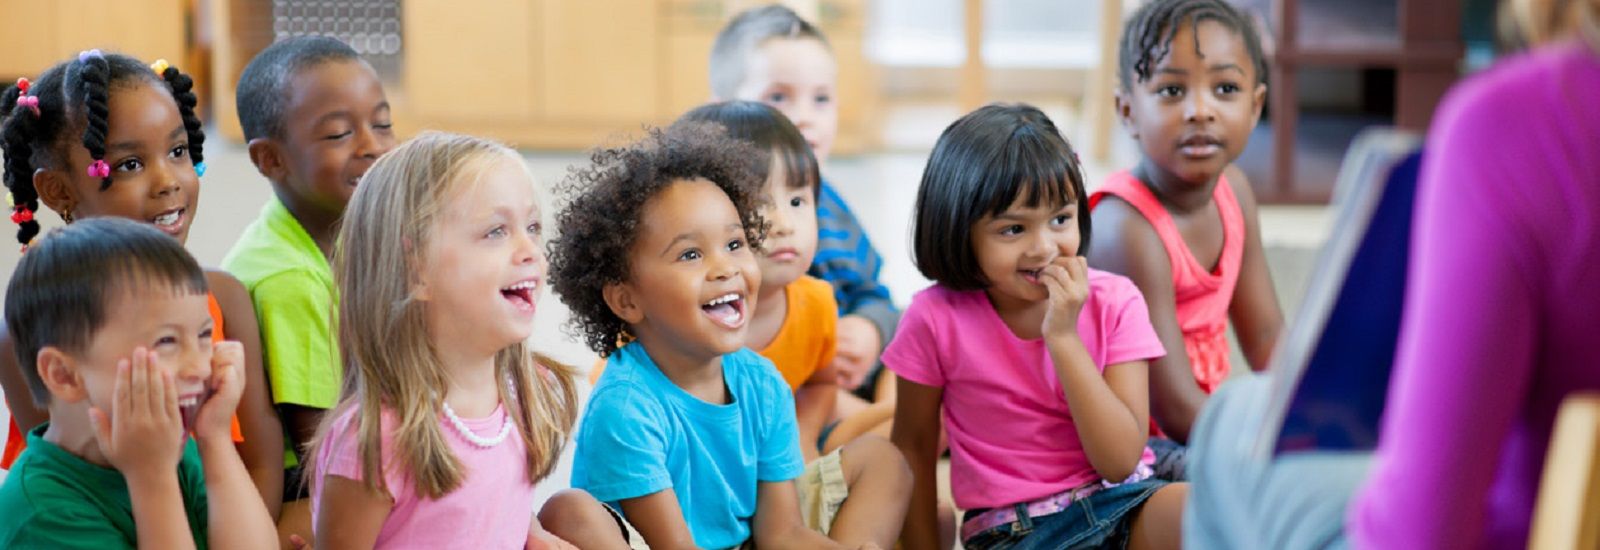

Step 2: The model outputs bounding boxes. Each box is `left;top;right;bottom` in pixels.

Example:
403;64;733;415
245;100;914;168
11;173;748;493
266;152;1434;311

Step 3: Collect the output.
0;0;189;82
209;0;877;153
1238;0;1463;203
1531;393;1600;550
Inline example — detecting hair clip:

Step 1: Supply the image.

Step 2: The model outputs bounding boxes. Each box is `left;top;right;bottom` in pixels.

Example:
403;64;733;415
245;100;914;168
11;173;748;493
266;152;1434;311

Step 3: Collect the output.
4;193;12;207
15;78;29;94
87;159;110;179
150;59;170;75
194;162;207;178
15;96;39;117
78;49;103;63
10;206;33;225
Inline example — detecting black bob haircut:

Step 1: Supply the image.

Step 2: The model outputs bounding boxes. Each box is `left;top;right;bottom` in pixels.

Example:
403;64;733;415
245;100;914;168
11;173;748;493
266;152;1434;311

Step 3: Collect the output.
5;217;209;407
911;103;1092;290
1118;0;1268;91
675;100;821;200
235;36;363;142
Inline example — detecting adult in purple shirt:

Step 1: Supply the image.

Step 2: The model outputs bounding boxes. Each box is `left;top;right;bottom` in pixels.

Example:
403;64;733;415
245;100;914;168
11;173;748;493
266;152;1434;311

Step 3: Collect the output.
1348;3;1600;548
1184;2;1600;548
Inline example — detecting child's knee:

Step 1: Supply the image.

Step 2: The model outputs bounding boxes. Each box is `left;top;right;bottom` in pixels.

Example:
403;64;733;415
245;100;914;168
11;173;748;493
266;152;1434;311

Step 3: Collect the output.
538;488;611;528
840;434;911;489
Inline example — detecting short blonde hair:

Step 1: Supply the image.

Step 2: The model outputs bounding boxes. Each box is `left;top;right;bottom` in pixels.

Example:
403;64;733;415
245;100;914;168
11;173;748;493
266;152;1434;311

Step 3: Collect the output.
1503;0;1600;50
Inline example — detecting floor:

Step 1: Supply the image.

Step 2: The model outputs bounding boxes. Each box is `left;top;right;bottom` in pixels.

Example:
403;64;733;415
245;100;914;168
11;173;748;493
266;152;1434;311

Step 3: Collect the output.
0;101;1332;506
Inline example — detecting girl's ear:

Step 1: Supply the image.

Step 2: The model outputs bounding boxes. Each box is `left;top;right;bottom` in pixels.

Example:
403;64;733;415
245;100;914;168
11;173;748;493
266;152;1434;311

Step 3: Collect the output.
1113;89;1139;140
602;282;644;325
36;347;87;404
33;169;75;218
1250;83;1269;127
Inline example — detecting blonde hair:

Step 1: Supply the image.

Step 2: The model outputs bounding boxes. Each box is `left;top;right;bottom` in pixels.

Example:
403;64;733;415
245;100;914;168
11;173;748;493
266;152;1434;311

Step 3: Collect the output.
1502;0;1600;50
311;131;577;499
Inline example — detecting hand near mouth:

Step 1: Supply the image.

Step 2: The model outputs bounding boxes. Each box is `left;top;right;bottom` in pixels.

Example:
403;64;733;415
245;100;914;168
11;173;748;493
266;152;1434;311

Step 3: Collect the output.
193;341;246;444
89;347;185;478
1040;256;1090;339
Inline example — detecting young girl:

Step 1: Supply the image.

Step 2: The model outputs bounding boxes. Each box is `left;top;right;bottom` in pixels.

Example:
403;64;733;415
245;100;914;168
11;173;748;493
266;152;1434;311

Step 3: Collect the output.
890;104;1185;550
307;132;625;549
1089;0;1283;448
0;51;284;517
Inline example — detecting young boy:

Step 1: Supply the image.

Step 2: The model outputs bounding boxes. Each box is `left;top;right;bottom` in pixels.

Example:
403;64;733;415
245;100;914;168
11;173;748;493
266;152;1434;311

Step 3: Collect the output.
552;123;910;550
710;5;897;400
0;218;276;549
221;35;396;542
1088;0;1283;474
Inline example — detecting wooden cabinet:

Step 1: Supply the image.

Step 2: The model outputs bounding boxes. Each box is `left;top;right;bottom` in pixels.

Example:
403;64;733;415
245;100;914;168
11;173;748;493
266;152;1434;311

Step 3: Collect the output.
0;0;187;81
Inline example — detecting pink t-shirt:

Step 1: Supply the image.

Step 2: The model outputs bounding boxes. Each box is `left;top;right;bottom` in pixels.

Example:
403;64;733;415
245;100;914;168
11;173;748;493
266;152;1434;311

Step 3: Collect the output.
884;268;1166;510
311;405;536;549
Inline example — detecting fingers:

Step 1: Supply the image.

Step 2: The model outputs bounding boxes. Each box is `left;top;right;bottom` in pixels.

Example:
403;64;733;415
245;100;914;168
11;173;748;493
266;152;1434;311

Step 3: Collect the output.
158;359;179;424
1065;255;1088;283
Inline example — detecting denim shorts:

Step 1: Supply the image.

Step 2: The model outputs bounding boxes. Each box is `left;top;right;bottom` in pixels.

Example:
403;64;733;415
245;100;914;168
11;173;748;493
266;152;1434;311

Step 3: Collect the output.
962;479;1169;550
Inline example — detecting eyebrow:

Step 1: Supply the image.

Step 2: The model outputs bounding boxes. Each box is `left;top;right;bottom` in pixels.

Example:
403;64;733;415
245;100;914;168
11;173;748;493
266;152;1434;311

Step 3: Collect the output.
107;126;186;154
991;203;1078;222
660;233;698;257
1209;63;1246;75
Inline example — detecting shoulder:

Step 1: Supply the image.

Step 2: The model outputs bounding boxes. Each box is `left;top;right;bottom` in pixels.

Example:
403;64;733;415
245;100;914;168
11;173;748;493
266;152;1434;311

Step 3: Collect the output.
253;268;336;304
203;269;255;314
588;356;667;417
1086;268;1147;307
791;276;840;316
726;349;786;386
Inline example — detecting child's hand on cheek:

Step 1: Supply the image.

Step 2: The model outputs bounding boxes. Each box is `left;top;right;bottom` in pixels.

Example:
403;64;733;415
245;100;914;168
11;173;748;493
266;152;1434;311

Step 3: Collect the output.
194;341;246;444
1040;256;1089;339
89;347;185;478
832;315;881;390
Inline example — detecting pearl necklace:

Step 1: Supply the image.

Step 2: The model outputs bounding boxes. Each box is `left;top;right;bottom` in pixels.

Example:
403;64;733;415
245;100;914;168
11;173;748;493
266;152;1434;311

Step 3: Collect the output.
441;400;513;448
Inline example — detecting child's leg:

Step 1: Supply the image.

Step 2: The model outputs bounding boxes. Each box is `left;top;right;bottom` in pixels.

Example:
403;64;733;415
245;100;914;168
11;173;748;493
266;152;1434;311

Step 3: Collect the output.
1128;483;1187;550
825;435;913;548
822;399;895;453
538;489;630;550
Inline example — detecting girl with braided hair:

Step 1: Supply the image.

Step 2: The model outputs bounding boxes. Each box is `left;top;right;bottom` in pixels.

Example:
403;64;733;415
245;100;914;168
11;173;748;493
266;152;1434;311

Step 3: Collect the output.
0;51;286;522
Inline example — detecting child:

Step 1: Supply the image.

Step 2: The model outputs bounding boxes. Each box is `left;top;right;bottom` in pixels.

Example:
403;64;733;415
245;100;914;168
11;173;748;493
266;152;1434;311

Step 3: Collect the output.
675;100;846;459
889;104;1184;550
221;35;396;540
0;51;284;516
1088;0;1284;453
553;123;910;549
0;218;276;549
710;4;898;401
307;132;623;549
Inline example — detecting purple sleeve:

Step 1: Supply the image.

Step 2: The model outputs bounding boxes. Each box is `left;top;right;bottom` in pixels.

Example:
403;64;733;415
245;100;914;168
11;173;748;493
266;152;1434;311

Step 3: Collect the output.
1348;64;1544;550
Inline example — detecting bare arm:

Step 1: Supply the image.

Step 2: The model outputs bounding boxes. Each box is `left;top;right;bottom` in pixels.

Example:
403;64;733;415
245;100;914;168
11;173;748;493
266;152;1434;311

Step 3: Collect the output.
0;326;47;431
195;341;277;550
313;474;394;549
795;363;840;463
1222;167;1284;370
890;377;943;550
206;269;285;519
617;490;699;550
1088;198;1207;443
753;479;846;550
282;405;326;460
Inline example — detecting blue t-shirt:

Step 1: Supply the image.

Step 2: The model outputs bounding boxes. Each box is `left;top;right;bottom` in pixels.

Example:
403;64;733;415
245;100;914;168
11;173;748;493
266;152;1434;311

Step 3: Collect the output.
573;343;805;549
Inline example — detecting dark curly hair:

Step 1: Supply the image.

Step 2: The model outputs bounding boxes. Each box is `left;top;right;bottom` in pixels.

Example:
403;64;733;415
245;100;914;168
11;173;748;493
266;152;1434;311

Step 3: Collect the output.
1118;0;1267;91
2;52;205;247
549;123;769;358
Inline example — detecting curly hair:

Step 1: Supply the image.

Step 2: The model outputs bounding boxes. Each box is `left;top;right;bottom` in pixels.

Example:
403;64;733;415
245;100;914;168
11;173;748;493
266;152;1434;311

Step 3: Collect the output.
1117;0;1267;91
549;123;769;358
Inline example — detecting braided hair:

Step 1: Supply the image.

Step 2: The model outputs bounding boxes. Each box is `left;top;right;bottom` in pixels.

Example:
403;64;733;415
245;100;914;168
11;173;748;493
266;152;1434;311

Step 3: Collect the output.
0;52;206;247
1117;0;1267;91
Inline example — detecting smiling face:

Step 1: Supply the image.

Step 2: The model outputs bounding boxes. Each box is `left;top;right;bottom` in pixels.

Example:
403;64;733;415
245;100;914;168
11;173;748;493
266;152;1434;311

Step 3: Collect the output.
416;155;547;357
754;157;819;295
611;179;761;361
1118;19;1265;187
69;286;215;435
972;190;1082;308
46;82;200;243
731;38;839;164
272;59;395;217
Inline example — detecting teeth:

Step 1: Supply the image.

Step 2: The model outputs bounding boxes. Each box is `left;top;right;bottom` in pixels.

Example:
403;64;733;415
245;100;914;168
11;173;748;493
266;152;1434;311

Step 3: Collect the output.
154;211;180;226
704;293;739;307
179;397;198;407
503;280;538;292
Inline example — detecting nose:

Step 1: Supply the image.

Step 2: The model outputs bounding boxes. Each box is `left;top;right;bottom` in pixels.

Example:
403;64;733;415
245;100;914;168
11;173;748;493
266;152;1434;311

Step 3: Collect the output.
150;162;182;198
1026;231;1057;262
1184;93;1217;124
513;227;543;267
707;248;741;282
767;202;793;238
173;343;210;387
353;124;385;159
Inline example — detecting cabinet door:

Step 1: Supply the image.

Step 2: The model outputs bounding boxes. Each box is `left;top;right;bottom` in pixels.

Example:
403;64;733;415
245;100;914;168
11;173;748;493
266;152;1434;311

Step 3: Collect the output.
539;0;659;123
403;0;539;120
54;0;186;65
0;0;58;76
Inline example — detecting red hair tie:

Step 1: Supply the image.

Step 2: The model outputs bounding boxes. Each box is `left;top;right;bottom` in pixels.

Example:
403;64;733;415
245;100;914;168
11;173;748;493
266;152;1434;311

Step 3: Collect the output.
10;206;33;225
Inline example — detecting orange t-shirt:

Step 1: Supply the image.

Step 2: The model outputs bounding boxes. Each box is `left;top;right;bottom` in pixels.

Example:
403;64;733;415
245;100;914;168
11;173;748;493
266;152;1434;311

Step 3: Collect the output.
757;276;838;391
2;293;244;468
586;276;839;391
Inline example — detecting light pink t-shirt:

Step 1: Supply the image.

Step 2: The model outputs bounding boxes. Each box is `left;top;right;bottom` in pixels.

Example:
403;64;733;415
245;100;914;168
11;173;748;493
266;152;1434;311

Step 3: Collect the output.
311;405;536;549
884;269;1166;510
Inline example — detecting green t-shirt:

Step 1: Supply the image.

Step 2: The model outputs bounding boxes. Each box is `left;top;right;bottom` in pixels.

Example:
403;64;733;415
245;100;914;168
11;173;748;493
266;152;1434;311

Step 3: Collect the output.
222;198;341;411
0;424;208;549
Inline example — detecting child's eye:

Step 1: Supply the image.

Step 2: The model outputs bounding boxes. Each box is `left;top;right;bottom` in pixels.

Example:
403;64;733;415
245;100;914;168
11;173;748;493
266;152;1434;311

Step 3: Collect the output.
765;92;788;104
198;327;213;341
486;225;507;239
324;131;352;141
727;239;745;252
154;335;179;347
814;94;832;105
678;249;703;261
169;145;188;159
1157;85;1184;98
789;196;806;208
527;222;541;236
1052;214;1073;226
114;158;142;173
1216;82;1242;95
374;123;394;132
1000;224;1024;236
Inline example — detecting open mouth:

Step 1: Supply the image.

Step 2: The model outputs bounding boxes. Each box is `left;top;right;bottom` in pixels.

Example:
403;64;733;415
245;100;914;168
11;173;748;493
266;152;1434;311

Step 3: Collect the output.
178;391;208;433
150;208;185;234
701;292;747;329
1020;268;1043;285
500;279;539;312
